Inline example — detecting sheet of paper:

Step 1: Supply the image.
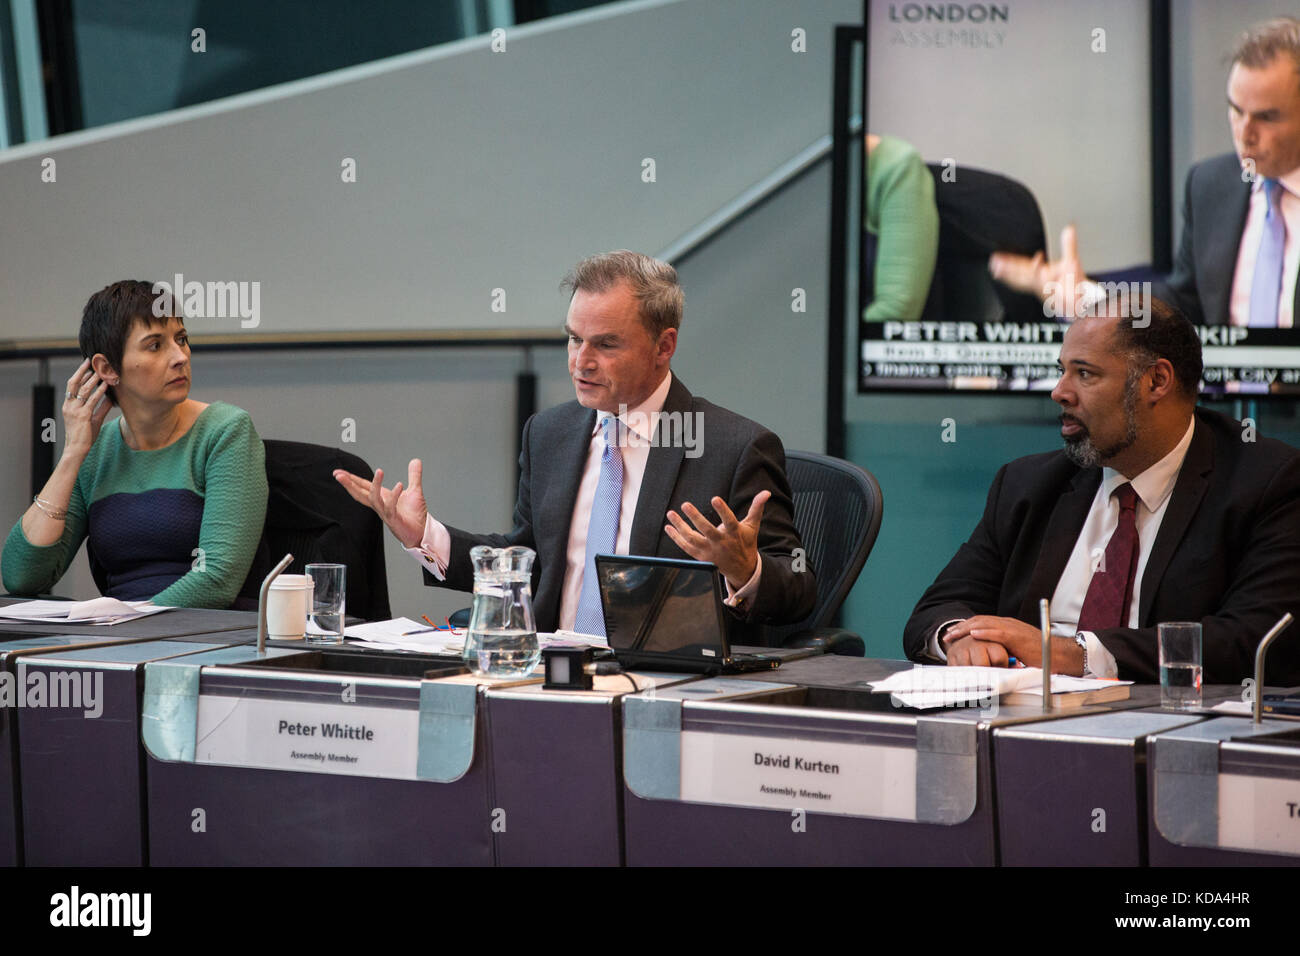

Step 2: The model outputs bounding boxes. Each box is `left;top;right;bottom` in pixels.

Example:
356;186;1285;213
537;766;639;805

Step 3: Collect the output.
869;665;1131;709
869;665;1040;694
342;618;464;654
78;599;173;624
343;617;430;641
0;600;82;619
1210;700;1253;715
0;597;172;625
539;630;609;649
1045;673;1132;692
341;624;606;657
867;665;1033;709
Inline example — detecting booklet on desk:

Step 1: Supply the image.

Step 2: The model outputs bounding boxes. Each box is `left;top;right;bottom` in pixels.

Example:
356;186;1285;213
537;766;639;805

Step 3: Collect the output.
1002;677;1131;709
868;665;1131;710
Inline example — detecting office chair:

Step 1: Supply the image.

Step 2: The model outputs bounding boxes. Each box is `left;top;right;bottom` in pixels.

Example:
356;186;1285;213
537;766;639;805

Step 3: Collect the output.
241;440;391;621
920;162;1048;323
758;450;883;656
448;454;882;657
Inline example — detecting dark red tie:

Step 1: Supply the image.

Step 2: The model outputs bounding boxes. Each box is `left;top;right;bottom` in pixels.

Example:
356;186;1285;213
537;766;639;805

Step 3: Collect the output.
1077;483;1140;631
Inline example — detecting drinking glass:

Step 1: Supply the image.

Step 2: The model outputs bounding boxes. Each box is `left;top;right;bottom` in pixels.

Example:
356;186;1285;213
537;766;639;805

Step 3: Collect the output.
305;563;346;644
1158;621;1202;711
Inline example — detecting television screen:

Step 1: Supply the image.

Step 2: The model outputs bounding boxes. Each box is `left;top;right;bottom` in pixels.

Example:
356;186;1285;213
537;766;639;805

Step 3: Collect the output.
863;0;1300;395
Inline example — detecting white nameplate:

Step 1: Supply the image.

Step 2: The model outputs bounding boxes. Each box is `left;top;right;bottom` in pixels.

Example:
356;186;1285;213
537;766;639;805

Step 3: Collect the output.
1217;773;1300;856
678;730;917;820
195;695;418;780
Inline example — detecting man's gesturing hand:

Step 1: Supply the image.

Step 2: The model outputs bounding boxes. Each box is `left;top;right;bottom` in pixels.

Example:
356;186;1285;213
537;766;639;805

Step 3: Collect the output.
334;458;428;549
988;225;1089;313
665;490;768;591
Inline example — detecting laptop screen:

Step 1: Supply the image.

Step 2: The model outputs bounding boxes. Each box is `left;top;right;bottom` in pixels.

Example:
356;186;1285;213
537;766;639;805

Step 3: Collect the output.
595;556;729;660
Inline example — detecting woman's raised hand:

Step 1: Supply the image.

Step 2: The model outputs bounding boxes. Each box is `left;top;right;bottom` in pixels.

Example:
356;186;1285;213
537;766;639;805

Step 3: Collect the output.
62;358;112;458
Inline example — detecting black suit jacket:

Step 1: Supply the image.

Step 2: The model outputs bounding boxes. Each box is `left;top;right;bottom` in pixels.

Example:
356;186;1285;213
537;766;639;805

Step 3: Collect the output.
424;375;816;643
1157;152;1300;325
904;408;1300;684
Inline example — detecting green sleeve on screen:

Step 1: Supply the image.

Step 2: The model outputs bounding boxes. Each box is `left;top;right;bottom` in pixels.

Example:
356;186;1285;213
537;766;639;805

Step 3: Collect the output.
865;137;940;322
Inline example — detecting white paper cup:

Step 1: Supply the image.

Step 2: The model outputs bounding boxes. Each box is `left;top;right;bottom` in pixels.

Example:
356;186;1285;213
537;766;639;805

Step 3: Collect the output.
268;574;314;640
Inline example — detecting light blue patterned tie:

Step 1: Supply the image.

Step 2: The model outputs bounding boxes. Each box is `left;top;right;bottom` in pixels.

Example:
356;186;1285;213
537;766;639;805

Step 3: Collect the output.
1249;177;1286;327
574;416;623;636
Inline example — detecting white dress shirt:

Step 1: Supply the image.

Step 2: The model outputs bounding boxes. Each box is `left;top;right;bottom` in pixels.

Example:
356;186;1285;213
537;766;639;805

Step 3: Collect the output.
930;418;1196;677
407;370;761;631
1230;167;1300;328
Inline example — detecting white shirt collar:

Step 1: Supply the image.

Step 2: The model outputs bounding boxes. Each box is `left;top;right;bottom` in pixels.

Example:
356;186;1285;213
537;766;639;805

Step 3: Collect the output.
593;370;673;443
1252;165;1300;198
1100;416;1196;512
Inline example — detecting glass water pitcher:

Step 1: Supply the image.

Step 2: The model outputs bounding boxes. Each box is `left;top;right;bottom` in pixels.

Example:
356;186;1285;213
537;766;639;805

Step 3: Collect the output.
465;545;539;677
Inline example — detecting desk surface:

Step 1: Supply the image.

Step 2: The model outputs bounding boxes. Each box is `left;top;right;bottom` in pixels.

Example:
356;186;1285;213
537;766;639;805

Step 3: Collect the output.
732;654;1261;725
0;598;257;640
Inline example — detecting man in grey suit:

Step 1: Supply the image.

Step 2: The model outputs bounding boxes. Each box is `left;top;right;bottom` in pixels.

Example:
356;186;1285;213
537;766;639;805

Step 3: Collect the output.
990;17;1300;327
336;250;814;641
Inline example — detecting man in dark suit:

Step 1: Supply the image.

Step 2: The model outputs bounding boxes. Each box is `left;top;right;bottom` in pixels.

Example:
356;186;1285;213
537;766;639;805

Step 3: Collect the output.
1156;152;1294;327
990;17;1300;327
336;250;814;641
904;296;1300;684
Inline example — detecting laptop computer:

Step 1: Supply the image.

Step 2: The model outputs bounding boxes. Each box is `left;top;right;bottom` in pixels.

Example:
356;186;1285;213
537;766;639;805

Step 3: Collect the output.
594;554;780;675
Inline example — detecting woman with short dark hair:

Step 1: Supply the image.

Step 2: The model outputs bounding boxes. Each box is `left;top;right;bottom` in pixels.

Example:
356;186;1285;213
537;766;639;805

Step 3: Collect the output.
1;280;267;608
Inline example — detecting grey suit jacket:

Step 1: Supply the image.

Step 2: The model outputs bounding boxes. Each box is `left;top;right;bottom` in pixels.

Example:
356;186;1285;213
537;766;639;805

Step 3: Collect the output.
425;375;816;643
1157;152;1300;325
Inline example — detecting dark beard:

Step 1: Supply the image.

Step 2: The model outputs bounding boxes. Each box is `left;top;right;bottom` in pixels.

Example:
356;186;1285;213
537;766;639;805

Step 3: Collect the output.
1062;371;1141;468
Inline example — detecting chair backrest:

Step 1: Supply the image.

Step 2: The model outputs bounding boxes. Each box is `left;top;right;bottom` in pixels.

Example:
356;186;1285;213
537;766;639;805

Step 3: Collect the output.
921;162;1047;323
759;451;883;645
241;440;391;621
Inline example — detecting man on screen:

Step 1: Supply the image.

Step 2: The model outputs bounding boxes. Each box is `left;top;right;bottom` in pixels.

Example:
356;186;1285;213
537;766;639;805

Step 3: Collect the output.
903;294;1300;684
335;250;815;641
991;17;1300;328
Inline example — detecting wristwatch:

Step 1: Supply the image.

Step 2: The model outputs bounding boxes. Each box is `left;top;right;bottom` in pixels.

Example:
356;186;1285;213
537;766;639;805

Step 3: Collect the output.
1073;632;1089;676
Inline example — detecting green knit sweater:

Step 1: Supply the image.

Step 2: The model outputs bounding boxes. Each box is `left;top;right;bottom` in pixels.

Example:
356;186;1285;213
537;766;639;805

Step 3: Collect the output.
1;401;267;608
866;135;940;321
